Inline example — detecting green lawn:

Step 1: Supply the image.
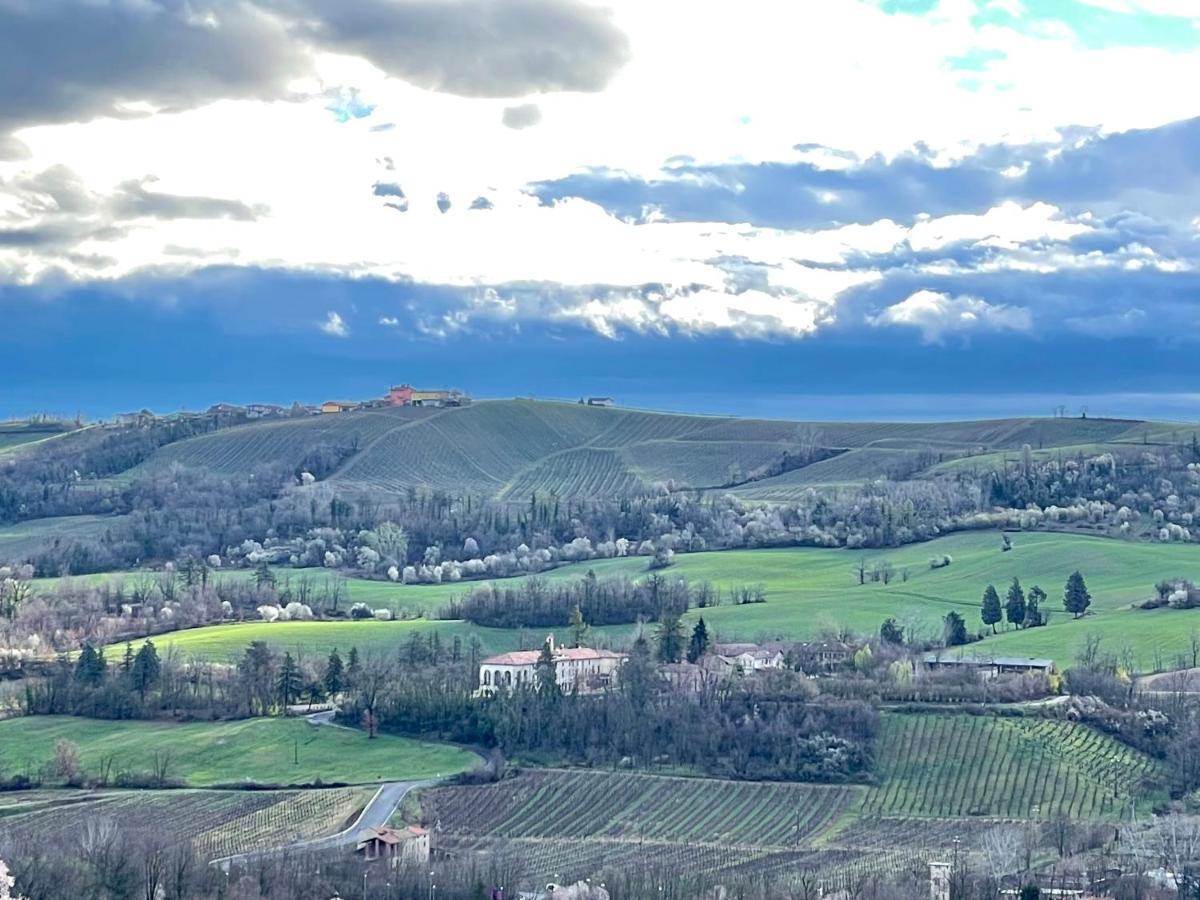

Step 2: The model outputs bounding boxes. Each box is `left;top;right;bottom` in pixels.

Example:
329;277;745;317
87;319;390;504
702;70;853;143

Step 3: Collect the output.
0;716;476;786
90;531;1200;671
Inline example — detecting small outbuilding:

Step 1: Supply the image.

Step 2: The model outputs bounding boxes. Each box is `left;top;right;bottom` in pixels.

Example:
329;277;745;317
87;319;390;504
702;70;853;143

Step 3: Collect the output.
355;825;430;865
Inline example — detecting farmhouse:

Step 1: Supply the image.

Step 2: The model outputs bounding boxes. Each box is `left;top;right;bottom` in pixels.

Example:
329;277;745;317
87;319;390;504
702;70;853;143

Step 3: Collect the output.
477;637;626;695
320;400;360;414
713;642;785;672
923;652;1056;679
386;384;469;407
797;639;856;671
355;825;429;865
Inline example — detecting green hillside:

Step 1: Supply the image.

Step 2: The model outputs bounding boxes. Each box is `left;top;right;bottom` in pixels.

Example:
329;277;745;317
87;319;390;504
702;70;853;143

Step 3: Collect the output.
125;399;1155;501
0;716;476;786
95;531;1200;671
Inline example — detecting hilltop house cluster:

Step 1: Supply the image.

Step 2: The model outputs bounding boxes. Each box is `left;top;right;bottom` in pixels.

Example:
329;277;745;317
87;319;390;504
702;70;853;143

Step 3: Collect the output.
477;635;626;695
108;382;471;426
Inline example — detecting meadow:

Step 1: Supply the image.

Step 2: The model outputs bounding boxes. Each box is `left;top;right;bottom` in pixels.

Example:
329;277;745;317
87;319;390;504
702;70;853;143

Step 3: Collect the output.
94;530;1200;670
0;716;476;786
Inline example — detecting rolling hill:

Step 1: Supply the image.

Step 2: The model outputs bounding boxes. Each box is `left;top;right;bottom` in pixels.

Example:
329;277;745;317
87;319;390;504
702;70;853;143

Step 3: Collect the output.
125;399;1161;502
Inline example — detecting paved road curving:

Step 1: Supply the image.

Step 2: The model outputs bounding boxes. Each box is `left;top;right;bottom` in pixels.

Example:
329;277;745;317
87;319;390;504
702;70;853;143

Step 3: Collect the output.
210;711;437;868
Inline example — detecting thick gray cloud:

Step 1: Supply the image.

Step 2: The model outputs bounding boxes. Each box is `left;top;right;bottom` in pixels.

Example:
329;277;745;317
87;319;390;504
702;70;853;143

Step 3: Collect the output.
502;103;543;129
0;0;630;144
0;165;267;251
283;0;629;98
110;178;266;221
0;1;306;136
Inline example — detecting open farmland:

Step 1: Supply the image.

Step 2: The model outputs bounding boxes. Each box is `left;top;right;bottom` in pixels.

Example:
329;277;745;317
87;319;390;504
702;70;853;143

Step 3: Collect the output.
92;530;1200;670
121;399;1160;502
0;716;476;786
0;513;128;563
863;714;1160;819
423;769;868;883
0;787;371;860
424;769;860;847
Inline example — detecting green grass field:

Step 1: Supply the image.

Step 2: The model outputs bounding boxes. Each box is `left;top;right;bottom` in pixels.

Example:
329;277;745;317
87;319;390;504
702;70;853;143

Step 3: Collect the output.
864;713;1159;820
0;716;477;786
91;530;1200;670
0;514;129;564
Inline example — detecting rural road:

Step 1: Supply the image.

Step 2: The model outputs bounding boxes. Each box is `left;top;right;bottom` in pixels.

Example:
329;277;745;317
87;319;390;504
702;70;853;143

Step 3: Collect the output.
210;779;430;868
210;711;433;868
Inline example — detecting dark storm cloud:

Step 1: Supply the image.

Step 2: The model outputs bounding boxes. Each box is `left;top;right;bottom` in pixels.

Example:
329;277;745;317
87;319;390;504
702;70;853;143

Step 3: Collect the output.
502;103;543;129
0;0;630;140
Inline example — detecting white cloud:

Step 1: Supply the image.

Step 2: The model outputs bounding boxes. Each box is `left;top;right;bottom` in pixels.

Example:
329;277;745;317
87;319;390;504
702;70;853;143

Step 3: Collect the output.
378;315;399;326
871;290;1033;342
320;311;349;337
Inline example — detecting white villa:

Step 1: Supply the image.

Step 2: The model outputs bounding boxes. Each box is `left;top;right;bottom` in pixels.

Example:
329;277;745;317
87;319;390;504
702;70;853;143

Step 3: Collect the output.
477;636;626;695
713;642;785;672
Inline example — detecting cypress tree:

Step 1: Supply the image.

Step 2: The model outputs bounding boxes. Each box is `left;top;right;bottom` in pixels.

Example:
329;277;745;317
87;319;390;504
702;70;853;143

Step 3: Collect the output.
1005;578;1027;629
1064;571;1092;618
981;584;1003;633
686;618;710;663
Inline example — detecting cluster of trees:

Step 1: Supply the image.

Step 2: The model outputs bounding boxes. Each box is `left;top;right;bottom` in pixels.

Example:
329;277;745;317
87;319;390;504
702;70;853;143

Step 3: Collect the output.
980;572;1090;634
442;572;751;629
344;639;877;783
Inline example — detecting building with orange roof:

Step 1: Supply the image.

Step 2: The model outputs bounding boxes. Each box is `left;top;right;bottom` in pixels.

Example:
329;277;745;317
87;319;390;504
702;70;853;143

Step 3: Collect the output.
477;635;626;696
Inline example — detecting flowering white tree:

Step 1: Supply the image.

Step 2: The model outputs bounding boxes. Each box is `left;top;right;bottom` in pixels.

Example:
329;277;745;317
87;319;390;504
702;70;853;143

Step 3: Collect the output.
0;858;24;900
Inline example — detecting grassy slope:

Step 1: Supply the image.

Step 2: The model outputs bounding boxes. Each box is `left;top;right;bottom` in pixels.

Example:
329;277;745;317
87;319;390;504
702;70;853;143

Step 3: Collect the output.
125;400;1158;501
0;514;127;563
91;532;1200;671
0;716;476;786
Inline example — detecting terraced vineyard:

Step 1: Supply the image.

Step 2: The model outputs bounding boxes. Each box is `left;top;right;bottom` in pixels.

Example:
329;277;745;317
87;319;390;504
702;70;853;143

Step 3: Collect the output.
863;714;1160;819
196;786;371;859
118;399;1156;502
0;787;369;860
424;769;860;847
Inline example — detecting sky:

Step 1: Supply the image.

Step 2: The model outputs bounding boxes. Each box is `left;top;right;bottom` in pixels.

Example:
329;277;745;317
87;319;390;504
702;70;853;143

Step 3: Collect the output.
2;0;1200;421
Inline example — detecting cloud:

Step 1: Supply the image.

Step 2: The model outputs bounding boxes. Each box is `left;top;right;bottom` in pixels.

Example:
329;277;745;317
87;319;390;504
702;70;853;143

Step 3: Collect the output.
436;192;452;214
0;0;629;147
378;315;400;326
372;182;406;198
470;196;495;210
871;290;1033;342
320;310;349;337
502;103;543;130
109;177;266;221
284;0;630;98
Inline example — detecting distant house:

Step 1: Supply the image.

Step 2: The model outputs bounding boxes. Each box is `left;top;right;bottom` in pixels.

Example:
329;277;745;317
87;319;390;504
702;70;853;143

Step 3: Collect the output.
586;397;615;408
206;403;246;418
923;652;1056;679
661;658;728;692
713;642;785;672
321;400;360;414
386;384;468;408
356;825;429;865
246;404;285;419
112;411;156;427
477;636;626;695
797;640;856;672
